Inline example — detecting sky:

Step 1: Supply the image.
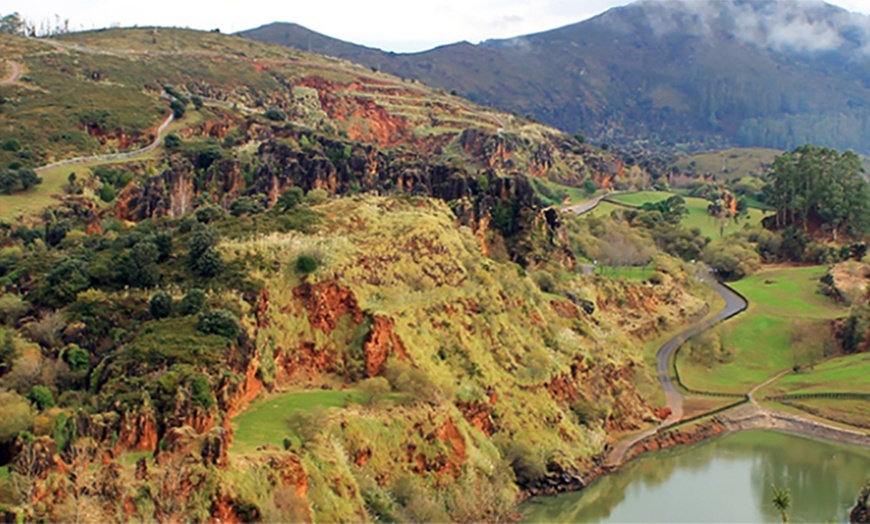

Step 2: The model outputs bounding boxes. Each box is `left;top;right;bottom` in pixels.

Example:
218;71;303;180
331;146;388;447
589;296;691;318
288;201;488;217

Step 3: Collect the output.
5;0;870;52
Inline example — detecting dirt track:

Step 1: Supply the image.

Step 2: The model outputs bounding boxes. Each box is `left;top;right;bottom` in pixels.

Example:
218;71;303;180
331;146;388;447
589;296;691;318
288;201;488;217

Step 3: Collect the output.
0;60;21;86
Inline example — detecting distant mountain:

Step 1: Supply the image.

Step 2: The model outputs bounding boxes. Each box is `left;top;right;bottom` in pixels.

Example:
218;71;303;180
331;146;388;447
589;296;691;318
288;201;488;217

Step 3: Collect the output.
240;0;870;154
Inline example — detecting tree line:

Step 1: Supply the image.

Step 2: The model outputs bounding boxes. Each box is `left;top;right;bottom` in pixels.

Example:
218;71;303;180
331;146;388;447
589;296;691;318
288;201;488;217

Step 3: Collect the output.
763;144;870;241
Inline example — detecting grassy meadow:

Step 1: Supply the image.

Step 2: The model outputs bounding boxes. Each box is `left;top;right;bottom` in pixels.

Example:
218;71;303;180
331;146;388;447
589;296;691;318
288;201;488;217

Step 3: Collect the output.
232;389;367;453
605;191;767;239
677;266;847;394
672;148;781;182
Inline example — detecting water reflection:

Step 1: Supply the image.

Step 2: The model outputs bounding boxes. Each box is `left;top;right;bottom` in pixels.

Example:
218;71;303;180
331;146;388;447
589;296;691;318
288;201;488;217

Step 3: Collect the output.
522;430;870;523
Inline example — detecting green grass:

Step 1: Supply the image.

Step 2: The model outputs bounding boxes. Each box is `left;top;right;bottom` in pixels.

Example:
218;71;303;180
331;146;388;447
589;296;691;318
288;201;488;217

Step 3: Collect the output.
594;265;655;281
0;466;8;481
231;389;365;452
604;191;768;239
672;148;781;182
677;267;846;394
762;352;870;396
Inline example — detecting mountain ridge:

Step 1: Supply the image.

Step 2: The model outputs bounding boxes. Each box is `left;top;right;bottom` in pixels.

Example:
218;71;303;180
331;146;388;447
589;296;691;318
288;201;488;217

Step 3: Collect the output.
239;0;870;154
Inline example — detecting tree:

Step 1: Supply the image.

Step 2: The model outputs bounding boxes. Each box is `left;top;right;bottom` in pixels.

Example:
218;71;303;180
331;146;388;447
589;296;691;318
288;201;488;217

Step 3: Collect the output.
0;13;26;35
149;291;173;319
126;241;160;288
65;345;90;373
164;133;181;149
0;391;31;443
764;145;870;240
47;257;91;304
170;100;186;119
27;385;55;410
295;254;318;274
188;223;222;278
771;484;791;523
264;108;286;121
276;187;304;212
180;288;206;315
195;309;240;339
17;168;41;190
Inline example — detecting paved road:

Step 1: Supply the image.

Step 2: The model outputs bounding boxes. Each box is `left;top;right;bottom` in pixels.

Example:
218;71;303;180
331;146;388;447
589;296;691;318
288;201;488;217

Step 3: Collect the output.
604;272;747;466
562;193;609;215
655;271;747;422
0;60;21;86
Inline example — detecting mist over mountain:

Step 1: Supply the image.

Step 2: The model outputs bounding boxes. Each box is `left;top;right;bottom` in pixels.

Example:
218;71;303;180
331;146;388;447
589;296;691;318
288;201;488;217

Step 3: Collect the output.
241;0;870;154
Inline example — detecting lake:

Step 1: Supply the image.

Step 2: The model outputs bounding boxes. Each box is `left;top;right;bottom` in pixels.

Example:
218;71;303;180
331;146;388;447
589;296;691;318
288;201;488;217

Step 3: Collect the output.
522;430;870;523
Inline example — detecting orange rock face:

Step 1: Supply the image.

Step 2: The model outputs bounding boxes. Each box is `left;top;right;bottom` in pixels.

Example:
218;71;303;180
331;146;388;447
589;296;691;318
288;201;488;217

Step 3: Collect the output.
363;316;408;377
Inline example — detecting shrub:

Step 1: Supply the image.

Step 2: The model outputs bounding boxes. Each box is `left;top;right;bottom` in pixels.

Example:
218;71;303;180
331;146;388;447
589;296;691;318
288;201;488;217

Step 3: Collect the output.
305;188;328;205
195;205;225;224
180;288;206;315
0;293;27;325
196;309;240;339
285;407;325;448
264;108;286;121
358;377;391;405
27;385;55;410
276;187;304;212
2;139;21;152
230;197;264;217
164;133;181;149
64;344;90;373
191;95;203;110
502;440;546;485
98;183;115;202
149;291;173;319
189;373;215;409
0;391;31;443
170;99;186;118
295;254;318;275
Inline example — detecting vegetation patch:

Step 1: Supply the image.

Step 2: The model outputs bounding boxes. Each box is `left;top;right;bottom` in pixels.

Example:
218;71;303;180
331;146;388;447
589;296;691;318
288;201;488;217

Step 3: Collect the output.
231;390;365;452
677;266;846;394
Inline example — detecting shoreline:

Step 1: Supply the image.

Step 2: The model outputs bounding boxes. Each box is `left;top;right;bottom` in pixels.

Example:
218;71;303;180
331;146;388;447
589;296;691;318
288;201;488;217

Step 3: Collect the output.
521;402;870;504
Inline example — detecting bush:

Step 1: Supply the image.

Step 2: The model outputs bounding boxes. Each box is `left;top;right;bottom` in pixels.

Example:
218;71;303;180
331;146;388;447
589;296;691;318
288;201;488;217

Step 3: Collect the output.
191;95;203;110
358;377;391;405
164;133;181;149
64;344;90;373
170;99;186;119
180;288;206;315
502;441;546;485
264;108;286;122
27;385;55;410
0;391;31;443
149;291;173;319
196;309;240;339
276;187;304;212
295;254;318;275
305;188;328;205
2;139;21;152
189;373;215;409
230;197;264;217
286;407;325;448
0;293;28;325
195;205;225;224
98;183;116;202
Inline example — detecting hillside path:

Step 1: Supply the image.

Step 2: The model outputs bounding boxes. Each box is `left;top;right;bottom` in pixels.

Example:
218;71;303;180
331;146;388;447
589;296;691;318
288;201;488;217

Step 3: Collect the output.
35;113;174;174
1;60;21;86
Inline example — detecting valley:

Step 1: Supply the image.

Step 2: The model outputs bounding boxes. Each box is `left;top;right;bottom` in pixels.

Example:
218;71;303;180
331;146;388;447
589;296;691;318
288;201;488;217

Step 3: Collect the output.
0;2;869;522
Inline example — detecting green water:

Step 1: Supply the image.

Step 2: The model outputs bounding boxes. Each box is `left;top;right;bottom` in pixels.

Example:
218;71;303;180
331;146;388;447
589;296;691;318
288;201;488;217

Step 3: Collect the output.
522;430;870;523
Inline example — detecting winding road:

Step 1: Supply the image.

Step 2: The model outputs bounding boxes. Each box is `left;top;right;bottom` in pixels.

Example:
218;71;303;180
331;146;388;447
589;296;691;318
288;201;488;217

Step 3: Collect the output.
564;194;749;465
